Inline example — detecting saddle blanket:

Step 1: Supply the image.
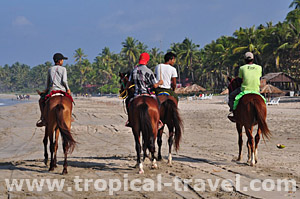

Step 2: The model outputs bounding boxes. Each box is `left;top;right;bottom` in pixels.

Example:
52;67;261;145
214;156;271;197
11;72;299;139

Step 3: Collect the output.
45;90;74;102
233;91;266;110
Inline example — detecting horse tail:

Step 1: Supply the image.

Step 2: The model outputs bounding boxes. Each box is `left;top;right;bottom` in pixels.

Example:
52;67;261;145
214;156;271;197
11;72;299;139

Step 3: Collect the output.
55;103;76;154
163;99;183;152
138;102;155;152
253;100;271;140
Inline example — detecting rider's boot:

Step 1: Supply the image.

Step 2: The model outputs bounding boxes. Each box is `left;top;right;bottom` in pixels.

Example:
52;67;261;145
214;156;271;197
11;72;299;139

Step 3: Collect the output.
227;110;236;123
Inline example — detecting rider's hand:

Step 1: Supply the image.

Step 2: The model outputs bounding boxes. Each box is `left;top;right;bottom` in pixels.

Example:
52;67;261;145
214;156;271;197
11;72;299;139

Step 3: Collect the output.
158;80;163;85
67;89;71;95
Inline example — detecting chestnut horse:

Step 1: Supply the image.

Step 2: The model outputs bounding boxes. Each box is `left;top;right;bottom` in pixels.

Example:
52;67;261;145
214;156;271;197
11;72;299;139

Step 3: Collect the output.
119;73;160;173
119;72;183;166
42;94;76;174
129;95;160;174
228;77;271;166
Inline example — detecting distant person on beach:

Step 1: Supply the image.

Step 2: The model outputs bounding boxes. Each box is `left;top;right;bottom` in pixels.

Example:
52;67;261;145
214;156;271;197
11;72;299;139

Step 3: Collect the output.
154;52;178;102
36;53;71;127
227;52;262;122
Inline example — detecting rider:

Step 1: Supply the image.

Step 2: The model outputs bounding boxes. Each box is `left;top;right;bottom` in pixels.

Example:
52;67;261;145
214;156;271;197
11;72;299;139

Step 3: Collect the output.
36;53;71;127
154;52;179;102
228;52;262;122
125;52;163;127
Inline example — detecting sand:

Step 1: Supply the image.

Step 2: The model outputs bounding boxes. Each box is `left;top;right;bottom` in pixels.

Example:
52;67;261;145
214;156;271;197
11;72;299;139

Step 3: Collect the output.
0;94;299;198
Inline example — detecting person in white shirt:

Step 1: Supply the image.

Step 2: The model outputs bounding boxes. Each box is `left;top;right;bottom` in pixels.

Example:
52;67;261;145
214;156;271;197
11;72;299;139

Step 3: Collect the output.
154;52;178;102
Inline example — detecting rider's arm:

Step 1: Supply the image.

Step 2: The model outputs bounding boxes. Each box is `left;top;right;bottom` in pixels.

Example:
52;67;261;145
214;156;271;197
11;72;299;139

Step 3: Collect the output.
153;80;163;88
171;77;176;91
62;67;70;93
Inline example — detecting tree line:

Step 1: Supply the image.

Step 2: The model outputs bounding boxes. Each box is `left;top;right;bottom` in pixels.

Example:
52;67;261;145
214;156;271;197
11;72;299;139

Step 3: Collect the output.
1;1;300;94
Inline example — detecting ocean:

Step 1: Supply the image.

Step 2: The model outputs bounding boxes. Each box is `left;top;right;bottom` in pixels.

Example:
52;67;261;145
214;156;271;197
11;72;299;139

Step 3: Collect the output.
0;98;32;107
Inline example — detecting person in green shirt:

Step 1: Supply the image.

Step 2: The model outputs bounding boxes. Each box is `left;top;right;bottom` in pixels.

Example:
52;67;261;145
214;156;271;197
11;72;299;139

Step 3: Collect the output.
228;52;262;122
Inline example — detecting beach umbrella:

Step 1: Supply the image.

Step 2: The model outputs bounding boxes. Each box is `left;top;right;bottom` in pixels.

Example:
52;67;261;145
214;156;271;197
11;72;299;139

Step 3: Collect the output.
220;89;228;95
175;87;185;94
260;84;283;101
183;84;206;93
260;84;283;94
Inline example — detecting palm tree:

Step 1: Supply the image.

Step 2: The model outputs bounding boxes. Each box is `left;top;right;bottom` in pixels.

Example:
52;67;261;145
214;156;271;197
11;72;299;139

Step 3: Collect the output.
169;42;183;83
177;38;200;82
136;41;148;54
148;47;163;69
289;0;300;9
73;48;88;88
121;37;139;69
74;48;87;64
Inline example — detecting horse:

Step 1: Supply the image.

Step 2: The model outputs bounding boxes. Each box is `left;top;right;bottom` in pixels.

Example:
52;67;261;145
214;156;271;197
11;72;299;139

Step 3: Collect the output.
41;94;76;174
119;72;183;166
155;93;183;165
119;72;160;174
228;77;271;166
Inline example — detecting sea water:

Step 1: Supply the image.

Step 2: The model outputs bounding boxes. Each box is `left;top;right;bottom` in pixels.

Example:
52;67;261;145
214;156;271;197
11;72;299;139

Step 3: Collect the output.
0;98;31;107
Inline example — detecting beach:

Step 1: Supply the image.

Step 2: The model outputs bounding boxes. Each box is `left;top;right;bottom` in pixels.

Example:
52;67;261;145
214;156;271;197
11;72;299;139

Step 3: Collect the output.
0;94;299;198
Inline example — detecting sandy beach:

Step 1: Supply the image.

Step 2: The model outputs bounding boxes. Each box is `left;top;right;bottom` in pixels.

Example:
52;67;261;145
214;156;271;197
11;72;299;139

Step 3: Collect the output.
0;94;299;198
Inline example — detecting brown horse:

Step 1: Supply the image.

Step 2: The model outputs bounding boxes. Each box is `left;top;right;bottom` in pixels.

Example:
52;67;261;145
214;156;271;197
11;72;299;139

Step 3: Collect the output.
119;72;183;166
129;95;160;174
42;94;76;174
228;77;271;166
155;94;183;165
119;72;160;173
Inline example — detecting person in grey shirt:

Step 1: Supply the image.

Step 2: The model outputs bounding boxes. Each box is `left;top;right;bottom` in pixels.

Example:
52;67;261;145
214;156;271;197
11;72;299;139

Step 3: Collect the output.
46;56;70;93
36;53;71;127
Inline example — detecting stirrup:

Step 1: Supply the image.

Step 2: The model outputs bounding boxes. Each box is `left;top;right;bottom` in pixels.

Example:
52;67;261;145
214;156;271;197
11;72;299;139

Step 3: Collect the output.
227;113;236;123
36;119;46;127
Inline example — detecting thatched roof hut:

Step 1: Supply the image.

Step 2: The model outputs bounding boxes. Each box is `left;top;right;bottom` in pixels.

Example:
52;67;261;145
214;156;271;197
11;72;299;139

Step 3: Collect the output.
175;84;206;94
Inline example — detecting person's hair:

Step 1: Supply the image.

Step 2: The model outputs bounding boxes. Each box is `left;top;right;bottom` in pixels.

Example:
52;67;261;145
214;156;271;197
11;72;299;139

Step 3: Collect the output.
245;57;253;64
164;52;177;63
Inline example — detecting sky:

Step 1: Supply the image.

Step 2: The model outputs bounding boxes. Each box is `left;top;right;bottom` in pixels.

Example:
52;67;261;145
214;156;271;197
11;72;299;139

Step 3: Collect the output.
0;0;292;67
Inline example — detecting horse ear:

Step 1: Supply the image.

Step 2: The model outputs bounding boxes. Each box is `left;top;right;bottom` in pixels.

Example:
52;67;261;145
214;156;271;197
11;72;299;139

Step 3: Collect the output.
227;76;232;82
119;72;123;78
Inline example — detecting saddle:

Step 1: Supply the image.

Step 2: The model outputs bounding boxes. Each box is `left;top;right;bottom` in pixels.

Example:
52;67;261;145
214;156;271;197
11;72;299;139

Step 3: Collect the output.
128;94;161;109
45;90;74;103
233;91;266;110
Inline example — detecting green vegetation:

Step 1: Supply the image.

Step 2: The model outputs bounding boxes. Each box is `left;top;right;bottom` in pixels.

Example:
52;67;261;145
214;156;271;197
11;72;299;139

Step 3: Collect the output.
1;2;300;94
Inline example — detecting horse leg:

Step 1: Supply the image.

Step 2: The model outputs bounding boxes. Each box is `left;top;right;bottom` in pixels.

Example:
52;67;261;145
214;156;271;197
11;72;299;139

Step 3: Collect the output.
150;125;158;170
53;128;59;168
157;128;163;161
235;123;243;162
43;127;48;166
62;140;68;175
254;128;261;164
142;139;147;161
48;130;55;171
133;129;143;174
167;124;174;166
247;140;251;163
245;126;255;166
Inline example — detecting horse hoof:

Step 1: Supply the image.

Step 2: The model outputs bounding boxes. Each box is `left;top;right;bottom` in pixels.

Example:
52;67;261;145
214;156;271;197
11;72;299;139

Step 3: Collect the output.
167;162;172;167
151;164;158;169
233;158;241;162
62;169;68;175
44;159;48;166
157;156;162;161
138;169;144;174
49;167;54;171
